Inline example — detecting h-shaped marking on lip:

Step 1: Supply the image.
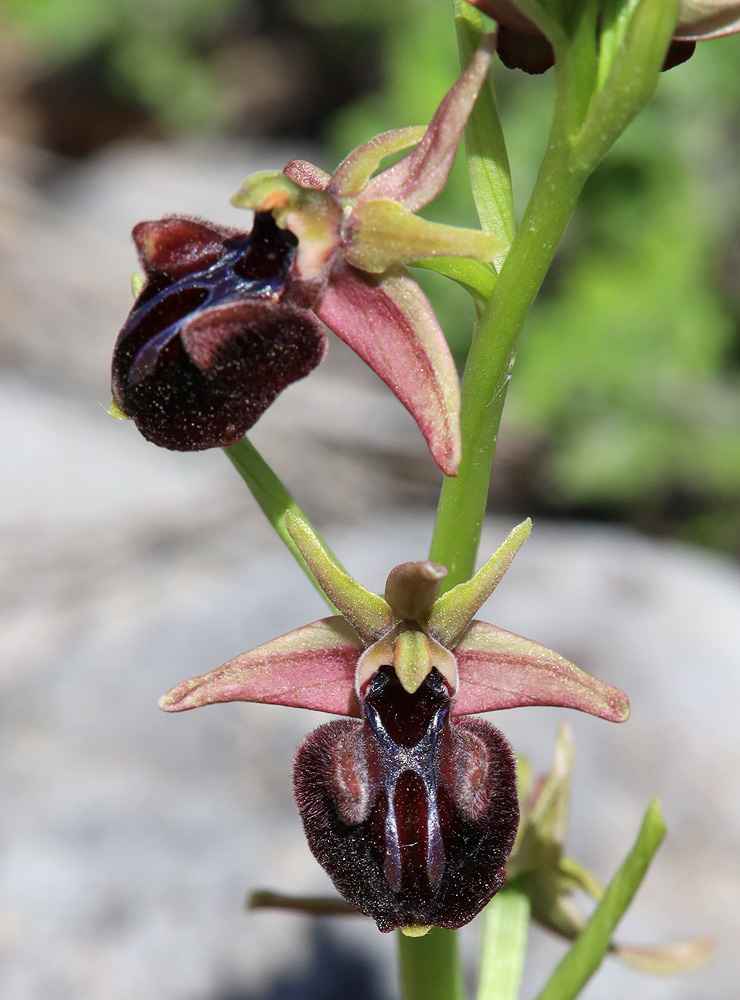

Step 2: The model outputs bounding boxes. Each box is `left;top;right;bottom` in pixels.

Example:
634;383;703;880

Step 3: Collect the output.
364;699;450;894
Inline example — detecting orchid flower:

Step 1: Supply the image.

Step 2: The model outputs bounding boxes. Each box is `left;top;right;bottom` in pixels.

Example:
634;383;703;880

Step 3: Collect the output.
467;0;740;74
110;39;507;476
160;513;629;934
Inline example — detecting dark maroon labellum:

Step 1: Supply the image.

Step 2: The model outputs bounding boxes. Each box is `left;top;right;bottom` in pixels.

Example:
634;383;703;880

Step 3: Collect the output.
293;666;519;932
111;212;327;450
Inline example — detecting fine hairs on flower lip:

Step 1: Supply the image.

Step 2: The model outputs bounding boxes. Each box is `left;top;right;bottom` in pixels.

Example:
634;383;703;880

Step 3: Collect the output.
158;511;629;931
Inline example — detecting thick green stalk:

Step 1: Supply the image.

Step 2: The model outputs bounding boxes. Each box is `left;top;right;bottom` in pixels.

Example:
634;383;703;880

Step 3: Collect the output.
224;436;341;608
398;927;466;1000
476;886;531;1000
430;138;589;587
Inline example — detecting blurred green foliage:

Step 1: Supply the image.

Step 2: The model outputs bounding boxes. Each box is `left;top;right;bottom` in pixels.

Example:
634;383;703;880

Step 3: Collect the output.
4;0;240;130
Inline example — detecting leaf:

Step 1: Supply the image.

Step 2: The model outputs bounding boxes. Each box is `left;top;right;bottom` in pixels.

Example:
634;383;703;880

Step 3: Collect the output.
476;885;531;1000
534;799;667;1000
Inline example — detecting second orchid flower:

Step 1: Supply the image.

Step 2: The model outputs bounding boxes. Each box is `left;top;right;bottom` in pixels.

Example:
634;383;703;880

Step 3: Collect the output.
160;514;628;934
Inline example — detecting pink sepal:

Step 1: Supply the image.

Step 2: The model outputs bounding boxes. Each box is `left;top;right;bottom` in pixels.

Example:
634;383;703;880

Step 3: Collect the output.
159;616;363;717
316;264;462;476
360;38;495;213
452;621;630;722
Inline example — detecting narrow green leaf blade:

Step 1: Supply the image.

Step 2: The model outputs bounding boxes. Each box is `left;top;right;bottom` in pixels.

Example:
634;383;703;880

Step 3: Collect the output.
535;799;667;1000
412;256;496;310
454;0;515;270
477;885;531;1000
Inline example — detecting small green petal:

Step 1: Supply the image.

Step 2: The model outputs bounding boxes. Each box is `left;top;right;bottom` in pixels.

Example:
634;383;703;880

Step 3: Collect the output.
346;198;508;275
285;511;393;644
131;271;145;297
427;518;531;647
108;398;130;420
329;126;427;200
393;630;434;694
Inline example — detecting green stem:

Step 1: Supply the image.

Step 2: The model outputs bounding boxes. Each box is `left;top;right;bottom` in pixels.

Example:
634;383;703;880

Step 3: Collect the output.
398;927;466;1000
224;436;341;608
429;137;589;587
476;886;531;1000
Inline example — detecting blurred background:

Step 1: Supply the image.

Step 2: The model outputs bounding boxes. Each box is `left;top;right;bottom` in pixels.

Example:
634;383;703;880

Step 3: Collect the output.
0;1;739;998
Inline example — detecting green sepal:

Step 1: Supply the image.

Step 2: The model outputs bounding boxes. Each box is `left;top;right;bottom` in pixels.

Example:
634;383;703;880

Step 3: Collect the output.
427;518;532;647
285;510;393;644
347;198;508;275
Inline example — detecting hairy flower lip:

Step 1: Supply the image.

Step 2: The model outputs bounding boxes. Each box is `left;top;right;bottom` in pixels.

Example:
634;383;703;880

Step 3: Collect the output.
111;213;328;452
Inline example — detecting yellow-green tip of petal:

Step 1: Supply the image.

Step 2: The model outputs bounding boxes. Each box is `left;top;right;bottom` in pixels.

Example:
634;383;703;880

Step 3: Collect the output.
231;170;299;212
400;925;431;937
108;398;130;420
131;271;145;297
